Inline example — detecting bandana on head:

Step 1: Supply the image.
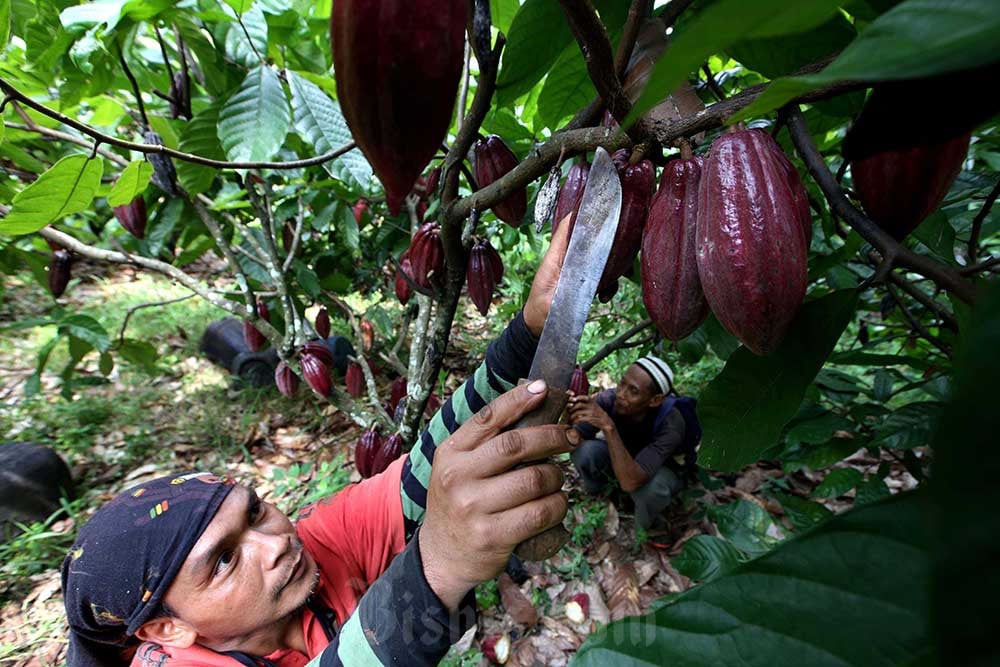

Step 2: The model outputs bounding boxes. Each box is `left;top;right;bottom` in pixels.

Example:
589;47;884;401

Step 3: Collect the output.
61;472;235;667
634;355;675;395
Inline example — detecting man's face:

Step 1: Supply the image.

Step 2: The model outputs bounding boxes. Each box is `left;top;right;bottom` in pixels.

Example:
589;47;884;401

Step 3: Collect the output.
160;485;319;652
614;364;662;417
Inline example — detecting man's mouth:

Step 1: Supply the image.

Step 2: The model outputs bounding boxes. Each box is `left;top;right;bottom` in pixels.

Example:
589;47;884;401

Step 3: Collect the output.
280;549;305;593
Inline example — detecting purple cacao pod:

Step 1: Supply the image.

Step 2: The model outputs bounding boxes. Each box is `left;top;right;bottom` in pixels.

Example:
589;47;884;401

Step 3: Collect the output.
762;142;812;242
243;321;265;352
597;151;656;300
371;433;404;477
275;361;300;397
315;308;331;339
466;239;500;316
474;135;527;227
301;351;332;396
48;250;72;298
696;129;809;355
112;197;147;239
331;0;466;214
346;361;364;398
301;341;334;368
360;319;374;353
390;376;408;413
569;366;589;396
553;160;590;236
642;154;709;341
353;199;369;224
395;251;414;305
356;427;382;479
409;222;444;288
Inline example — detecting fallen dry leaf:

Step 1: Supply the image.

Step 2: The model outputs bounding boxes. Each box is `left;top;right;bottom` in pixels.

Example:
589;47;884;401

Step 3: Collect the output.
498;573;538;627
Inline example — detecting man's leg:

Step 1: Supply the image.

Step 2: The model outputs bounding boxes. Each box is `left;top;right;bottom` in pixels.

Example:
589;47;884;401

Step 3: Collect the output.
570;439;615;495
630;467;683;529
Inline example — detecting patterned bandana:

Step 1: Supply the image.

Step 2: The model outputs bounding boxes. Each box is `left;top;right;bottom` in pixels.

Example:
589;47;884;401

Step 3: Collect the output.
61;472;235;667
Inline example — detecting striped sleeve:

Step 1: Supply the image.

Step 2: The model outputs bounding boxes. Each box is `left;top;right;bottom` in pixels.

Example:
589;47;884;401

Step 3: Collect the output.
400;311;538;541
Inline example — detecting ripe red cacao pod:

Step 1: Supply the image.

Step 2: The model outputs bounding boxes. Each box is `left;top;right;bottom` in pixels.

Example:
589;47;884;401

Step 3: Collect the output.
416;166;441;199
360;319;374;353
395;252;414;305
301;351;332;396
474;135;527;227
356;427;382;479
597;151;656;300
243;322;265;352
48;250;72;297
346;361;364;397
696;129;809;355
569;366;589;396
409;222;444;288
424;391;442;417
762;143;812;242
642;154;709;341
467;239;501;316
315;308;331;339
353;199;369;224
553;160;590;236
274;361;300;397
301;341;334;368
331;1;466;214
371;433;404;477
256;298;270;322
113;197;147;239
390;376;408;413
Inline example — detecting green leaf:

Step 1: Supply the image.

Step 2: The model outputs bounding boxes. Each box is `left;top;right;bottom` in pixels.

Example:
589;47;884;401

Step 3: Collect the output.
733;0;1000;122
295;262;321;298
698;290;858;471
1;155;104;235
536;41;597;130
222;0;254;13
626;0;843;127
98;351;114;376
874;369;895;402
107;161;152;207
0;0;10;52
68;335;93;363
118;338;158;371
58;314;110;352
489;0;519;34
911;211;956;261
677;324;709;364
287;70;372;187
784;439;863;472
218;65;291;164
813;467;863;498
703;314;739;361
855;476;892;505
573;493;931;667
729;13;857;79
770;492;833;531
873;402;943;449
25;336;59;398
673;535;743;582
177;104;224;195
708;500;777;555
785;411;854;444
224;3;267;67
831;350;932;371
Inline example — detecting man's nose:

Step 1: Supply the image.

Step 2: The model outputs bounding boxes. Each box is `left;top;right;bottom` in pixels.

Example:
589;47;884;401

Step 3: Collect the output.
249;529;291;569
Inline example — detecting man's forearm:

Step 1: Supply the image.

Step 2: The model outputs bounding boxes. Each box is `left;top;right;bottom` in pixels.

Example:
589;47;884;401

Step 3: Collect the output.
602;424;649;493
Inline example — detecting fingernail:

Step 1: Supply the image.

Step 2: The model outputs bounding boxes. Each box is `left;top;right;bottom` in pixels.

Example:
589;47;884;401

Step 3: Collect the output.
527;379;546;394
566;428;581;447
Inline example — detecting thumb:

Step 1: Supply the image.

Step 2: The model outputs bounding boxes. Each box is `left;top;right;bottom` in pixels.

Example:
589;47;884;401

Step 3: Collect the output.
449;380;548;452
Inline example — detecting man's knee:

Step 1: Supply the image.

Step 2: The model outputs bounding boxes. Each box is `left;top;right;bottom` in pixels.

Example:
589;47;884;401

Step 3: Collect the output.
631;467;682;529
571;439;612;494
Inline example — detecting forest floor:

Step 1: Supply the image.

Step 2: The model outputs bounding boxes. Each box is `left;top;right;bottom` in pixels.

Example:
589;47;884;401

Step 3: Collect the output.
0;260;920;666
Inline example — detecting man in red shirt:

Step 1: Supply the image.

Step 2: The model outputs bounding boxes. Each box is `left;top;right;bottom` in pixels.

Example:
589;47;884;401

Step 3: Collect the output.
62;227;575;666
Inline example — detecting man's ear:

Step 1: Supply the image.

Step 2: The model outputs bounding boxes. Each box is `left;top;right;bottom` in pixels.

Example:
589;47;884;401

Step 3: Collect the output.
647;393;666;410
134;615;197;648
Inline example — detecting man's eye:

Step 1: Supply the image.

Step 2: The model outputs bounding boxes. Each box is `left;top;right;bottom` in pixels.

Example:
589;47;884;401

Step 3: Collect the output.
215;550;235;575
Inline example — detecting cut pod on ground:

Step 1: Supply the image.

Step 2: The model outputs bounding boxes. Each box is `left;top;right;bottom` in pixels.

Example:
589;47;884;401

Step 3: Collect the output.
474;135;527;226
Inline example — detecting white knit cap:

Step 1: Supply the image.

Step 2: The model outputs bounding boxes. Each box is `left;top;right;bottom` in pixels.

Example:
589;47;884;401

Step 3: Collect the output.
634;355;674;395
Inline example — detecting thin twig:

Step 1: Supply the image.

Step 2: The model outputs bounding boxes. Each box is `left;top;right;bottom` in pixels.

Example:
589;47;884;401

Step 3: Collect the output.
118;50;149;128
614;0;650;78
967;178;1000;264
5;123;131;168
885;284;952;356
455;38;471;135
960;256;1000;275
282;196;306;273
582;319;654;372
701;64;727;101
113;295;195;349
866;251;958;332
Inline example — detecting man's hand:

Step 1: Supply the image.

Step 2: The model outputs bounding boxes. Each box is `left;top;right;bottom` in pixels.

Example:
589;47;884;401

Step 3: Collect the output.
566;391;613;433
523;214;572;337
418;380;579;610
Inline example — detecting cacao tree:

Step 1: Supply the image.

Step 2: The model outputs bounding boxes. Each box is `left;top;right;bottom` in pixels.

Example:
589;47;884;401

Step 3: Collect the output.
1;0;999;663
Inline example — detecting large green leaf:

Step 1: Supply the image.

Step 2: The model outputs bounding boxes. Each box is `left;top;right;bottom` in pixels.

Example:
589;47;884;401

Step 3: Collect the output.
813;467;863;498
873;402;943;449
107;160;152;207
708;500;778;555
536;40;597;131
58;314;110;352
625;0;844;127
770;491;833;531
733;0;1000;122
0;0;10;52
223;2;267;67
673;535;743;582
287;70;372;188
1;155;104;235
177;104;225;195
729;13;856;79
218;65;291;164
489;0;519;34
698;290;859;471
573;493;931;666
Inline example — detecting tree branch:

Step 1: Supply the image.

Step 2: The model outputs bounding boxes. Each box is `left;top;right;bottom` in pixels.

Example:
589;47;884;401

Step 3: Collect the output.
582;318;654;372
885;284;952;356
960;256;1000;275
112;294;195;349
866;251;958;332
614;0;650;78
785;107;979;304
118;49;149;128
967;178;1000;264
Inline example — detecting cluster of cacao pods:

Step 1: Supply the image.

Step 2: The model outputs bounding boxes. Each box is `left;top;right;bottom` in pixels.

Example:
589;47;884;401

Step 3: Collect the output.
113;197;147;239
331;0;465;214
466;238;504;316
355;427;404;478
474;135;527;227
243;298;270;352
276;340;336;398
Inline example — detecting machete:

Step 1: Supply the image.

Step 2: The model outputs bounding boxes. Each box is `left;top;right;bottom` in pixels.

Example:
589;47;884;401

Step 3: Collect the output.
514;146;622;561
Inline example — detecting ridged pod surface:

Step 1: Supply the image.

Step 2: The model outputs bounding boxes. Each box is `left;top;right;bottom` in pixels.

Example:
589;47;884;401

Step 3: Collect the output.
48;250;72;297
301;341;334;367
243;298;271;352
569;366;589;396
301;352;332;396
113;197;147;239
409;222;444;288
467;239;503;316
331;1;466;214
553;161;589;236
474;136;527;226
355;428;382;479
315;308;331;339
642;155;709;341
597;151;656;301
346;361;364;398
274;361;300;397
371;433;404;477
696;129;809;355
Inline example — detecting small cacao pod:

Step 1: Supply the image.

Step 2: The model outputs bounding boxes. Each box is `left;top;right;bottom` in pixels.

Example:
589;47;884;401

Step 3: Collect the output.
597;151;656;300
424;391;442;417
274;361;300;397
409;222;444;288
474;135;527;227
346;361;364;397
696;128;809;355
642;152;709;341
282;221;295;252
553;160;590;236
353;199;369;224
143;131;179;197
534;166;561;229
242;321;265;352
395;252;414;305
360;319;374;353
301;351;332;397
569;366;589;396
331;0;466;213
467;238;501;316
256;297;270;322
356;427;382;479
315;307;331;339
301;341;334;368
48;250;72;298
371;433;404;477
112;197;147;239
389;376;408;413
416;166;441;199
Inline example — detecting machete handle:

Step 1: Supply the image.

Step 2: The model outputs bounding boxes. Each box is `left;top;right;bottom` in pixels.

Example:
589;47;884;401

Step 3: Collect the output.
510;379;572;561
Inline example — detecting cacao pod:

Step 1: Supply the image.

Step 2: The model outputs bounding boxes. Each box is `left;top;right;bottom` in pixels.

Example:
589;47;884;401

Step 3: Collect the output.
168;71;191;120
353;199;369;224
565;592;590;624
346;361;364;397
424;391;442;417
315;308;331;339
553;160;589;236
642;153;709;340
360;319;374;353
569;366;589;396
256;297;270;323
242;321;265;353
467;238;502;316
389;376;408;413
282;221;295;252
143;131;179;197
416;166;441;199
371;433;404;477
409;222;444;288
48;250;72;298
331;0;466;214
113;197;147;239
481;634;510;665
474;135;527;227
696;128;809;355
355;427;382;479
762;143;812;242
301;351;332;397
274;361;300;397
395;252;414;305
301;341;334;368
597;150;656;301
